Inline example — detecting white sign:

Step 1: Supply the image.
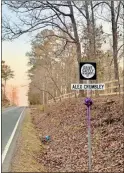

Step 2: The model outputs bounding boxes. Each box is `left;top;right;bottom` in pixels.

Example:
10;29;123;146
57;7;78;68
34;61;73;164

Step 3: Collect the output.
71;84;105;90
81;64;95;79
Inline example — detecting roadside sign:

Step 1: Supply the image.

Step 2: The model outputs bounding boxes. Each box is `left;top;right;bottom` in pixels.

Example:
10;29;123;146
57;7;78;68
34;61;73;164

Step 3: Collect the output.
71;62;104;172
71;84;105;90
80;62;96;80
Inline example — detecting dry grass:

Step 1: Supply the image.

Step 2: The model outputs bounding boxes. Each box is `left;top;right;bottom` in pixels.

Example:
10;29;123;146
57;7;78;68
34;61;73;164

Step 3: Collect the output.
11;109;46;172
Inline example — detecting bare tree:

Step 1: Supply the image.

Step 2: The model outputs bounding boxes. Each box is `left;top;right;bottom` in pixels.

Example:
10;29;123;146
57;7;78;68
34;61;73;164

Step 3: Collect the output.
93;1;123;94
2;1;87;96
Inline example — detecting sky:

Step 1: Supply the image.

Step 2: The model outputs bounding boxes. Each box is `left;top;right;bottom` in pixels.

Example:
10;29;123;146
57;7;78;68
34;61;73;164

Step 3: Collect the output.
2;5;39;106
2;36;31;106
2;2;123;106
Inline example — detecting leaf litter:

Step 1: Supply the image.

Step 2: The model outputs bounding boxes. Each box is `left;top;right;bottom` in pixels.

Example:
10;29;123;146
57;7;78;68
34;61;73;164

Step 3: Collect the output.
31;95;123;172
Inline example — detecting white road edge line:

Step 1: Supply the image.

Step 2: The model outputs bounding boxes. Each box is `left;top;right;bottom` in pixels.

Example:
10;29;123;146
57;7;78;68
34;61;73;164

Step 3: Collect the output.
2;107;26;164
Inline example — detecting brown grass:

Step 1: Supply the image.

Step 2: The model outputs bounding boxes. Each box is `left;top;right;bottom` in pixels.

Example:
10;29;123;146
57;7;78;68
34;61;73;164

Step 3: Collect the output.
11;109;46;172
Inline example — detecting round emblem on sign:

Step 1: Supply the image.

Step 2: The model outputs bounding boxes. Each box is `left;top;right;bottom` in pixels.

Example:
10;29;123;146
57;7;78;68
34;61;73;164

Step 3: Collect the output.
81;64;95;79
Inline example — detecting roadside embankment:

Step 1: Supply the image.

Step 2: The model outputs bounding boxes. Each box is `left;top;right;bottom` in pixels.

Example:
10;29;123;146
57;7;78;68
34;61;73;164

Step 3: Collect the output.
31;95;123;172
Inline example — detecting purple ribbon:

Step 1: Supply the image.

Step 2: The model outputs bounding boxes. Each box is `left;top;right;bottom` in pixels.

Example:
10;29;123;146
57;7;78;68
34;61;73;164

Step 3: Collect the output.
84;98;92;127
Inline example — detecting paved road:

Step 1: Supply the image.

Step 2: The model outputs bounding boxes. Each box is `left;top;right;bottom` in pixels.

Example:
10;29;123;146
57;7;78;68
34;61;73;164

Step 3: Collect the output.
2;106;26;172
2;106;17;112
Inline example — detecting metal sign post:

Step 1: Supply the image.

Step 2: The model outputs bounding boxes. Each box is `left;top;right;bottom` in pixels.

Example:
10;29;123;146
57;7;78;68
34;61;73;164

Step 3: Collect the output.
71;62;105;172
87;80;90;97
85;97;92;172
86;79;92;172
74;62;97;172
80;62;96;171
71;81;105;172
83;63;95;172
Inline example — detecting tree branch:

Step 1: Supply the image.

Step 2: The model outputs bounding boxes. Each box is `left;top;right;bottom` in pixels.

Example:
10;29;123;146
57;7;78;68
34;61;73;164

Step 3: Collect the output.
117;44;124;53
32;83;56;102
46;1;71;17
72;1;86;19
36;34;76;43
92;2;111;9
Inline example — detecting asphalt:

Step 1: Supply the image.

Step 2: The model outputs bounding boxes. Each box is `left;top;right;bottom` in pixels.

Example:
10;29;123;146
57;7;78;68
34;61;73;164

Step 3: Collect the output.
2;106;16;112
2;106;26;172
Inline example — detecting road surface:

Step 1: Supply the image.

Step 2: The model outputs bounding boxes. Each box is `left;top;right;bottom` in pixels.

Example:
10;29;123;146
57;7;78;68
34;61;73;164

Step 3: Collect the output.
2;106;26;172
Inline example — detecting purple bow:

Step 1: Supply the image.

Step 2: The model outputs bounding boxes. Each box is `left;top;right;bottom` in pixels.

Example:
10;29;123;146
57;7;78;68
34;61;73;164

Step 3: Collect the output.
84;97;92;128
84;97;93;107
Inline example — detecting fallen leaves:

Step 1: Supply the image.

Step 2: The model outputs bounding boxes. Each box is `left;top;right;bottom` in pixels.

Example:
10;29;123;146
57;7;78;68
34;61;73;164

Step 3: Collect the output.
31;95;123;172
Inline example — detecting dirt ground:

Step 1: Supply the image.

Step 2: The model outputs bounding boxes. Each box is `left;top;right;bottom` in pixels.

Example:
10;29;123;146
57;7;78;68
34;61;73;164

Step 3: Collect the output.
31;95;123;172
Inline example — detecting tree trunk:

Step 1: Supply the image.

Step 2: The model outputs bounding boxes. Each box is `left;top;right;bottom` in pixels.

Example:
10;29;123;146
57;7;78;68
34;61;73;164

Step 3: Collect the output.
68;1;84;97
111;1;120;95
84;1;93;97
85;1;92;59
91;1;99;96
46;67;63;96
91;1;96;58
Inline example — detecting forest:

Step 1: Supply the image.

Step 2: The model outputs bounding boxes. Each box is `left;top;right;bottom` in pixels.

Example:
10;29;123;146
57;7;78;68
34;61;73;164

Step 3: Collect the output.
2;1;124;104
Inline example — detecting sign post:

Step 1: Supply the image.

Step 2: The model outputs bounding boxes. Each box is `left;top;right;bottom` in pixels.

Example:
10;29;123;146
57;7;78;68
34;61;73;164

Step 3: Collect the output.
85;97;92;172
80;62;96;172
71;62;105;172
87;80;90;97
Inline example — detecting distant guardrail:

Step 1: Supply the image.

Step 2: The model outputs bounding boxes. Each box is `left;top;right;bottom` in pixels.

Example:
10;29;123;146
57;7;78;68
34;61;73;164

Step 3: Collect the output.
48;79;123;104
